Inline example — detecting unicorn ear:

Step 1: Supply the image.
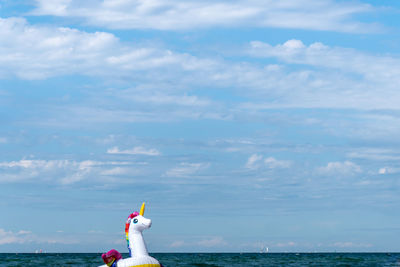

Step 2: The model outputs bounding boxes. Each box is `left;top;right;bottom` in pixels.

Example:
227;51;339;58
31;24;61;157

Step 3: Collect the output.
139;202;145;216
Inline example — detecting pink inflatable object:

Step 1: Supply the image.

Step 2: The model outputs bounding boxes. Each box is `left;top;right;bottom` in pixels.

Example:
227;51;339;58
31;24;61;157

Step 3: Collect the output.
101;249;122;266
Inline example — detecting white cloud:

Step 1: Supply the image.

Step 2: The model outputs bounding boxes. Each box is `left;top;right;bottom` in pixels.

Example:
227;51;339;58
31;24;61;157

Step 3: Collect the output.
1;17;399;113
0;158;134;184
32;0;376;33
0;17;117;79
378;167;399;175
2;15;400;126
276;241;296;247
246;40;400;109
17;230;32;235
378;168;387;174
107;146;160;156
0;229;27;245
0;17;214;80
347;148;400;161
332;241;372;248
245;154;263;169
165;162;209;177
0;228;79;245
264;157;291;169
197;236;227;247
245;154;291;170
100;167;130;176
249;39;400;81
170;240;185;248
317;161;361;176
122;92;211;107
88;230;103;234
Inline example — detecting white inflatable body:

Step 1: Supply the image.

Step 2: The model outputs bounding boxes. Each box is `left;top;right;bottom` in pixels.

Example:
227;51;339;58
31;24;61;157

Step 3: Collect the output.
99;203;162;267
101;256;160;267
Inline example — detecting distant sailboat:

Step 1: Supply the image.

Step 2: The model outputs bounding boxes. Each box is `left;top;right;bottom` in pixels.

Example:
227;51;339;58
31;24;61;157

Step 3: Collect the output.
260;246;269;253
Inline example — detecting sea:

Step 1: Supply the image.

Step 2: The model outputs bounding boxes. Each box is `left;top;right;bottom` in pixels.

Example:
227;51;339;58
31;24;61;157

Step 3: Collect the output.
1;252;400;266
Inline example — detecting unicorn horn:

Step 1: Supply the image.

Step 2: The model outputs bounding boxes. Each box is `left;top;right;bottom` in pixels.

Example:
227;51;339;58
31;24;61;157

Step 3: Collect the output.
139;202;146;216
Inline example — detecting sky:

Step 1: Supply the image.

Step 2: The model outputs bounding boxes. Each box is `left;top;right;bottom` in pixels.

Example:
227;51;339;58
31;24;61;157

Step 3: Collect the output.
0;0;400;253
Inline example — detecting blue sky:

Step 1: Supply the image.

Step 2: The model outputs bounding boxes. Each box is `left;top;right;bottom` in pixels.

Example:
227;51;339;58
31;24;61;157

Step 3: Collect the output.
0;0;400;253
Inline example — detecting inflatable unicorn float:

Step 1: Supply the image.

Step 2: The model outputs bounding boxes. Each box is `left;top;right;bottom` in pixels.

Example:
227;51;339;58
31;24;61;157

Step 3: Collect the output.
99;202;163;267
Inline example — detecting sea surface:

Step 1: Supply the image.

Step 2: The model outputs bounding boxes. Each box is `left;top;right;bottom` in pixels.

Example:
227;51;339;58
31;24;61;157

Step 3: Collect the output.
1;253;400;266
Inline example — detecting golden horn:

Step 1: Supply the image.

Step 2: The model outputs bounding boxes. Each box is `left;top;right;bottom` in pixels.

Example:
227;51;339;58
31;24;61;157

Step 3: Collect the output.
139;202;146;216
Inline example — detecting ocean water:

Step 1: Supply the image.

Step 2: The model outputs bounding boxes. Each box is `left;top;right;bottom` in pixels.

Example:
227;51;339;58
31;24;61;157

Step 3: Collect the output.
1;253;400;266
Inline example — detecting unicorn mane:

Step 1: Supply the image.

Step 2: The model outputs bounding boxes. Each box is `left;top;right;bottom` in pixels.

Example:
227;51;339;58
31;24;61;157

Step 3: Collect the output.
125;211;139;255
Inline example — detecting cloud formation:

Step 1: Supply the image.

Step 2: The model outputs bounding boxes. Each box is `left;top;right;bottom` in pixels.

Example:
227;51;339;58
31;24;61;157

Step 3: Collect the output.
165;162;210;178
249;39;400;82
107;146;161;156
378;167;399;175
332;241;372;248
0;158;134;185
247;39;400;109
1;17;400;114
317;161;361;176
0;17;211;80
347;148;400;161
0;17;116;79
32;0;376;33
0;229;31;245
170;240;185;248
246;154;291;170
197;236;228;247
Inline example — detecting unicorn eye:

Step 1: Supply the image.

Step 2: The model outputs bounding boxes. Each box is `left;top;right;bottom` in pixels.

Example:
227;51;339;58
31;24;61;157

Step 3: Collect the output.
133;218;138;224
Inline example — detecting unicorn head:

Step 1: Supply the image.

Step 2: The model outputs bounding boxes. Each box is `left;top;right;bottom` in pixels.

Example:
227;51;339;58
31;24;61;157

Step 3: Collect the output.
125;202;152;257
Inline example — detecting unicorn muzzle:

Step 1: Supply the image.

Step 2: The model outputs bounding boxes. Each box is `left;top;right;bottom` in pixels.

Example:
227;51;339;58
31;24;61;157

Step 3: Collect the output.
142;218;152;228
